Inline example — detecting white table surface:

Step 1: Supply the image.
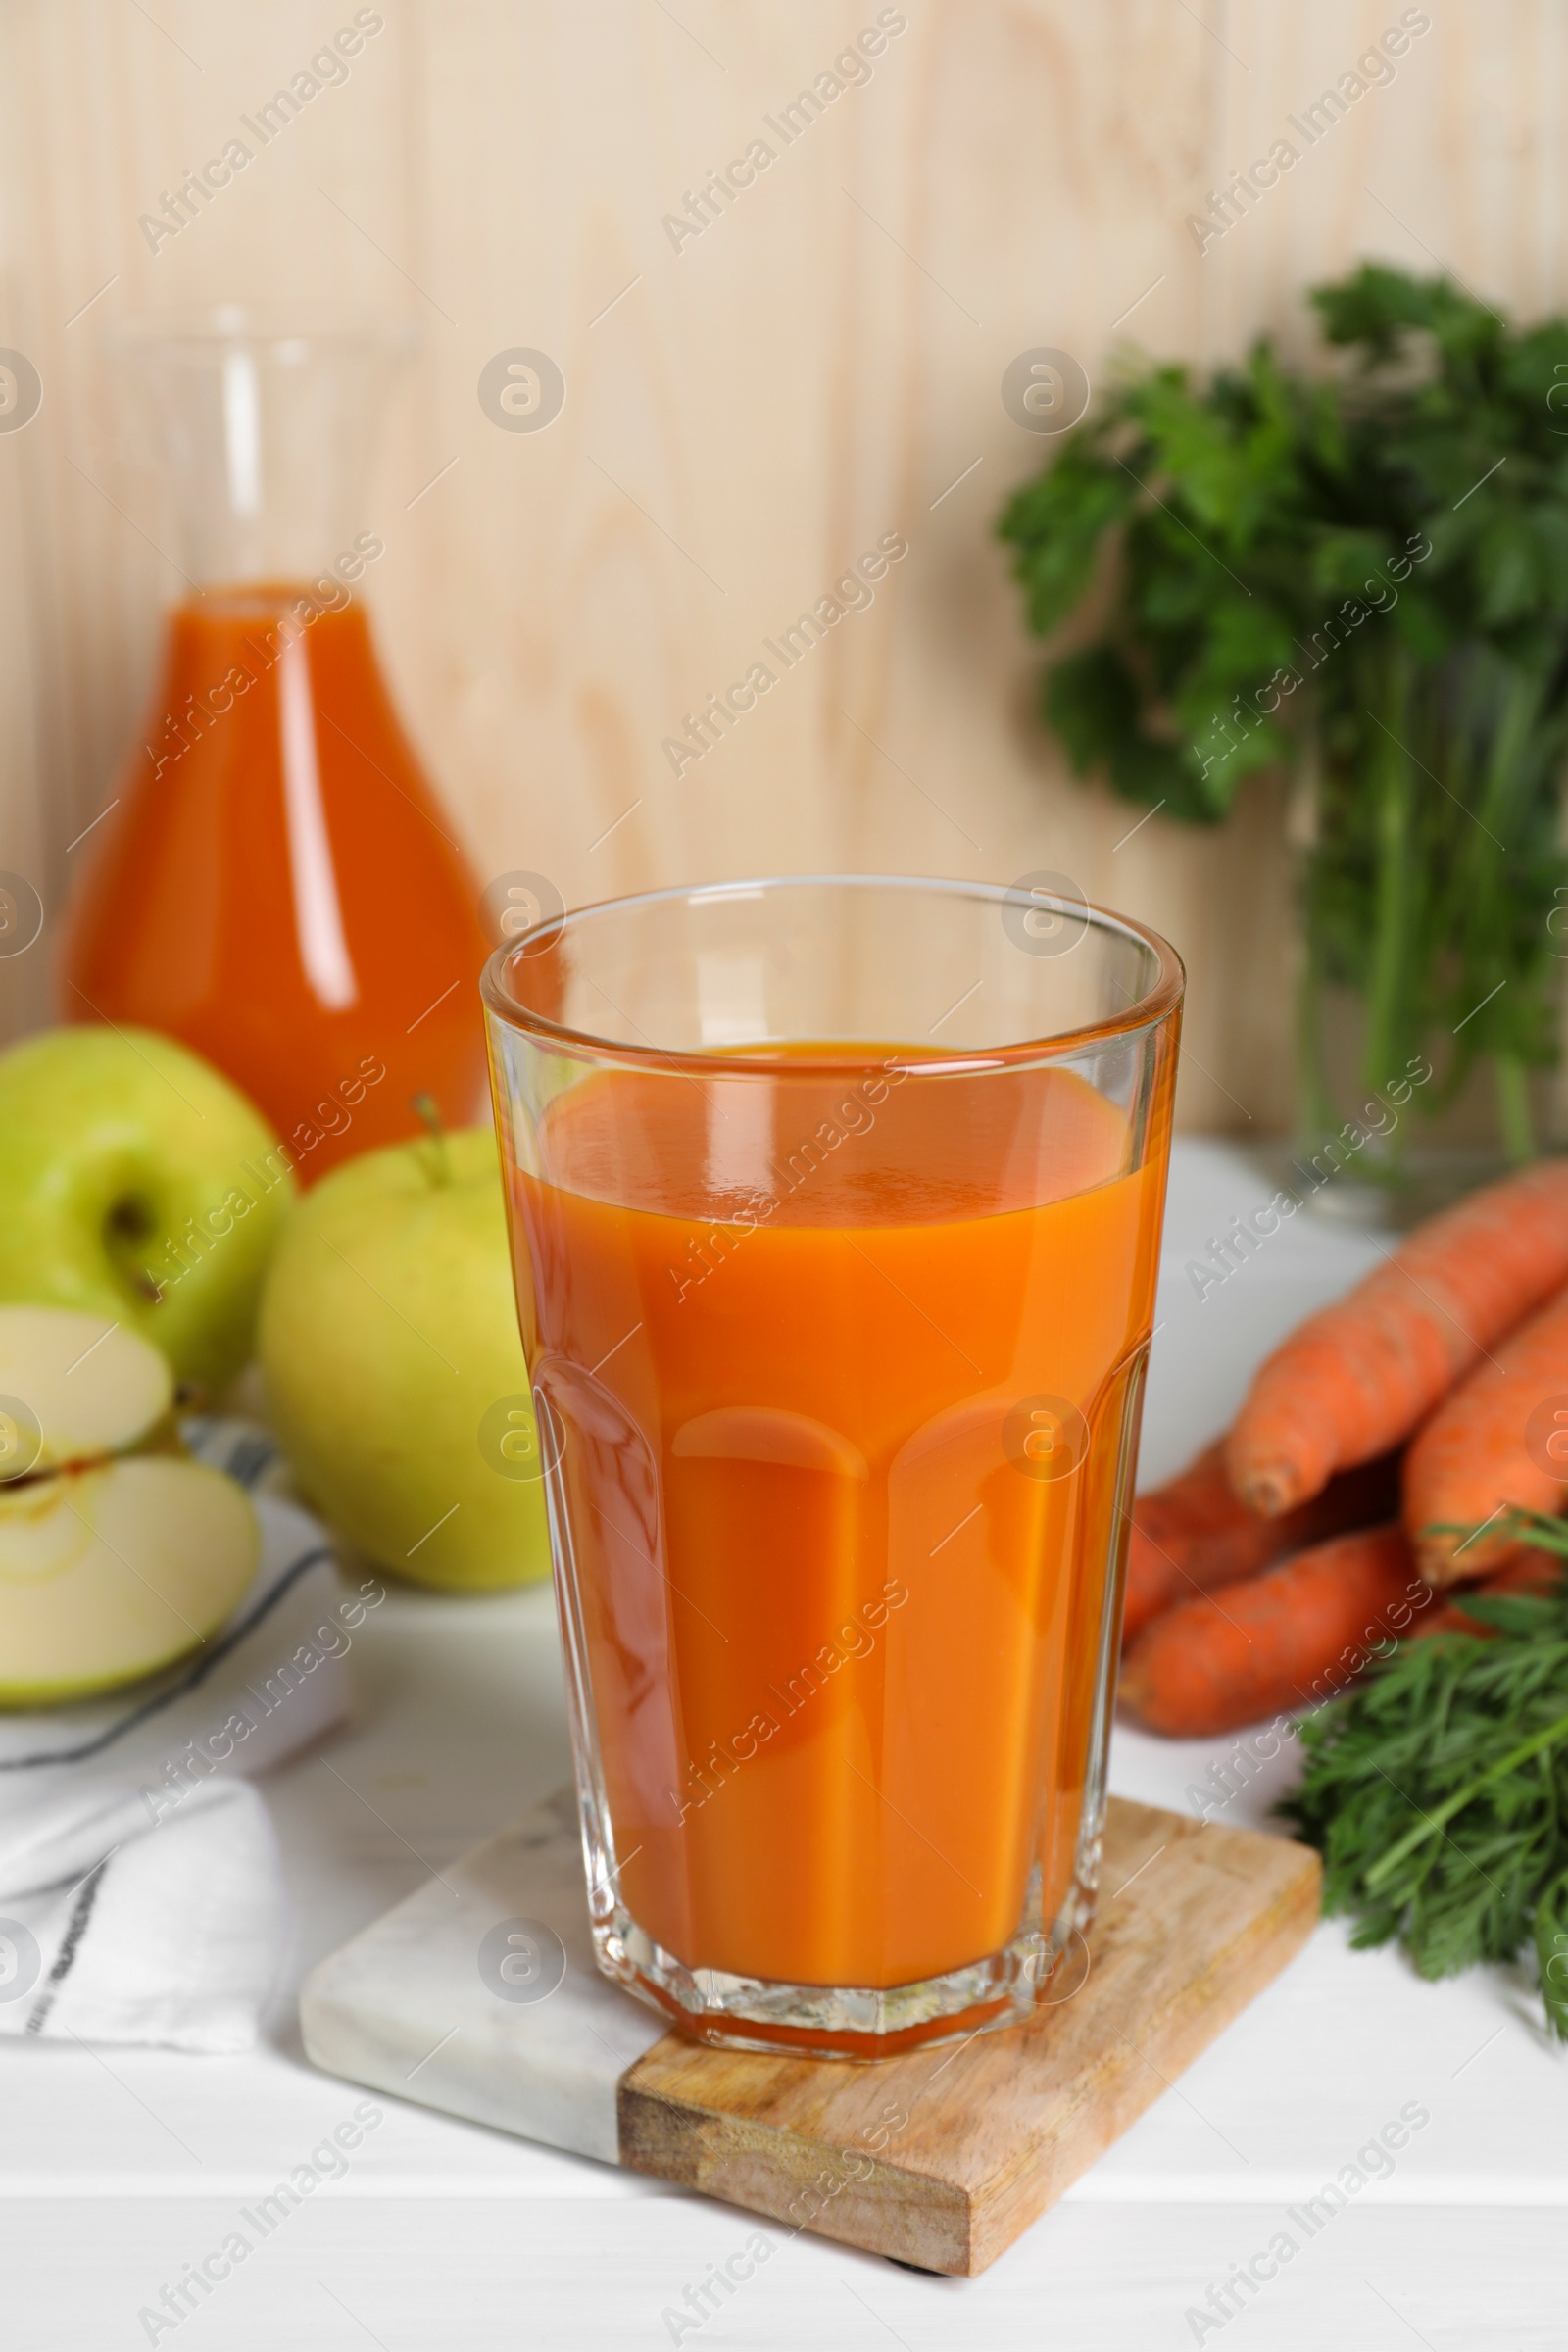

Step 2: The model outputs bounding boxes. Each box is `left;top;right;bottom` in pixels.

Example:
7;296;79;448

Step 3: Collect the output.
7;1139;1565;2351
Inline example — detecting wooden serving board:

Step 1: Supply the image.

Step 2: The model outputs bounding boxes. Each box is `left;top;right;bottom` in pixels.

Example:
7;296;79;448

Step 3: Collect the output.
301;1788;1320;2277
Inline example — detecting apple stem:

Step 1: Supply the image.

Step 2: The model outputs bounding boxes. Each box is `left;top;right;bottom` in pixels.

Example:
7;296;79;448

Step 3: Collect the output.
411;1093;451;1186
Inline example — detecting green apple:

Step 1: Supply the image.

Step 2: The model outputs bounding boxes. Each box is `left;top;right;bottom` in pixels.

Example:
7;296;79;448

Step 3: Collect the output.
0;1304;260;1705
258;1126;551;1591
0;1025;293;1397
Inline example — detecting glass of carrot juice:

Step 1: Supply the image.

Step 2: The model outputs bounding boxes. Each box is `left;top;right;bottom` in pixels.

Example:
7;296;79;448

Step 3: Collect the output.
483;876;1183;2057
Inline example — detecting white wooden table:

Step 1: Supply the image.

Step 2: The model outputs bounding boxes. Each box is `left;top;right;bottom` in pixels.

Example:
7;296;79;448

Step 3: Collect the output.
6;1141;1565;2350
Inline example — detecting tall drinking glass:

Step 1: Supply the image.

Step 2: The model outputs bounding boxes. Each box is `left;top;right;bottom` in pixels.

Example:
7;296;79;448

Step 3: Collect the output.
484;876;1183;2057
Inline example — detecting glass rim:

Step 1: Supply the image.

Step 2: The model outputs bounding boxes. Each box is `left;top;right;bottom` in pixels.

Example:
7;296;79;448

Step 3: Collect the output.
480;872;1185;1080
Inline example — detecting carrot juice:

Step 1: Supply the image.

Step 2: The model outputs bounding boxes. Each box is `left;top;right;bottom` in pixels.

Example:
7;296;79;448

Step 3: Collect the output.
62;587;491;1179
510;1055;1166;1998
486;874;1183;2052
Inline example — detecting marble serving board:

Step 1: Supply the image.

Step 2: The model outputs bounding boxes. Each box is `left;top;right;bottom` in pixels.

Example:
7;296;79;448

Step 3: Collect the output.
299;1787;1320;2276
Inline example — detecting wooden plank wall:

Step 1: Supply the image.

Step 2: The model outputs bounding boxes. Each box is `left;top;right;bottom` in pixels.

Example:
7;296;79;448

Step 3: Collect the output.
0;0;1560;1129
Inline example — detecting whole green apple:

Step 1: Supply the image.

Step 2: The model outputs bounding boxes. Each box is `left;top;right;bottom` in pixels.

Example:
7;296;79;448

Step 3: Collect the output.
258;1125;551;1590
0;1025;294;1396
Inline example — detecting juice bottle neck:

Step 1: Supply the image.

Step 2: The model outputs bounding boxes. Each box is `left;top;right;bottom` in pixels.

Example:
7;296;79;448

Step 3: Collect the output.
167;582;375;662
108;312;410;584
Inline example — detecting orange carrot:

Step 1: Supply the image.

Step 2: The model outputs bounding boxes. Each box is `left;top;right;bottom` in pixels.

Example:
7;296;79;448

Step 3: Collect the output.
1123;1442;1400;1642
1118;1526;1431;1738
1403;1282;1568;1584
1226;1157;1568;1518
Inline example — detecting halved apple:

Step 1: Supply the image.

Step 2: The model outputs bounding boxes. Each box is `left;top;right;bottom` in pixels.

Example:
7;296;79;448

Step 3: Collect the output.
0;1303;172;1475
0;1305;259;1706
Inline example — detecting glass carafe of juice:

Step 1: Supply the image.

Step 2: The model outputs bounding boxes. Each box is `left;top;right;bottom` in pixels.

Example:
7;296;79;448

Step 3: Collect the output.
60;309;492;1180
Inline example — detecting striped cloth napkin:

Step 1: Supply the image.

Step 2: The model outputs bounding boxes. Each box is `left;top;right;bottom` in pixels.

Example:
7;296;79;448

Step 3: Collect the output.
0;1422;359;2051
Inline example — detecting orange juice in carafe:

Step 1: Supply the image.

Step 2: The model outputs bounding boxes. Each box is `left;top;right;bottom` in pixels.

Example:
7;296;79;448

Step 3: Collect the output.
63;584;489;1177
60;313;490;1176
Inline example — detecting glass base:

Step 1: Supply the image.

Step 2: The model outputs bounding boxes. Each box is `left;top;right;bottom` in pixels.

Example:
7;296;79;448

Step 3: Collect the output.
1283;1141;1513;1231
588;1869;1098;2061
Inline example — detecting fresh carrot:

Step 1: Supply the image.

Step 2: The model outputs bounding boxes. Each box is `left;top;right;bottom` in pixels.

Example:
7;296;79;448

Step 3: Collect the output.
1403;1283;1568;1584
1226;1158;1568;1518
1118;1526;1430;1739
1123;1442;1400;1642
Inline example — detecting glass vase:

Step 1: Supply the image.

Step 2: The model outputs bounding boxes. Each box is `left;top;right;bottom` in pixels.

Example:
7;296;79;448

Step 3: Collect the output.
1292;640;1566;1224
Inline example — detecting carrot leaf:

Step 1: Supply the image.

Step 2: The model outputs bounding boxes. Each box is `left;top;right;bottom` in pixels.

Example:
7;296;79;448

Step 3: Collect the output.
1279;1537;1568;2040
